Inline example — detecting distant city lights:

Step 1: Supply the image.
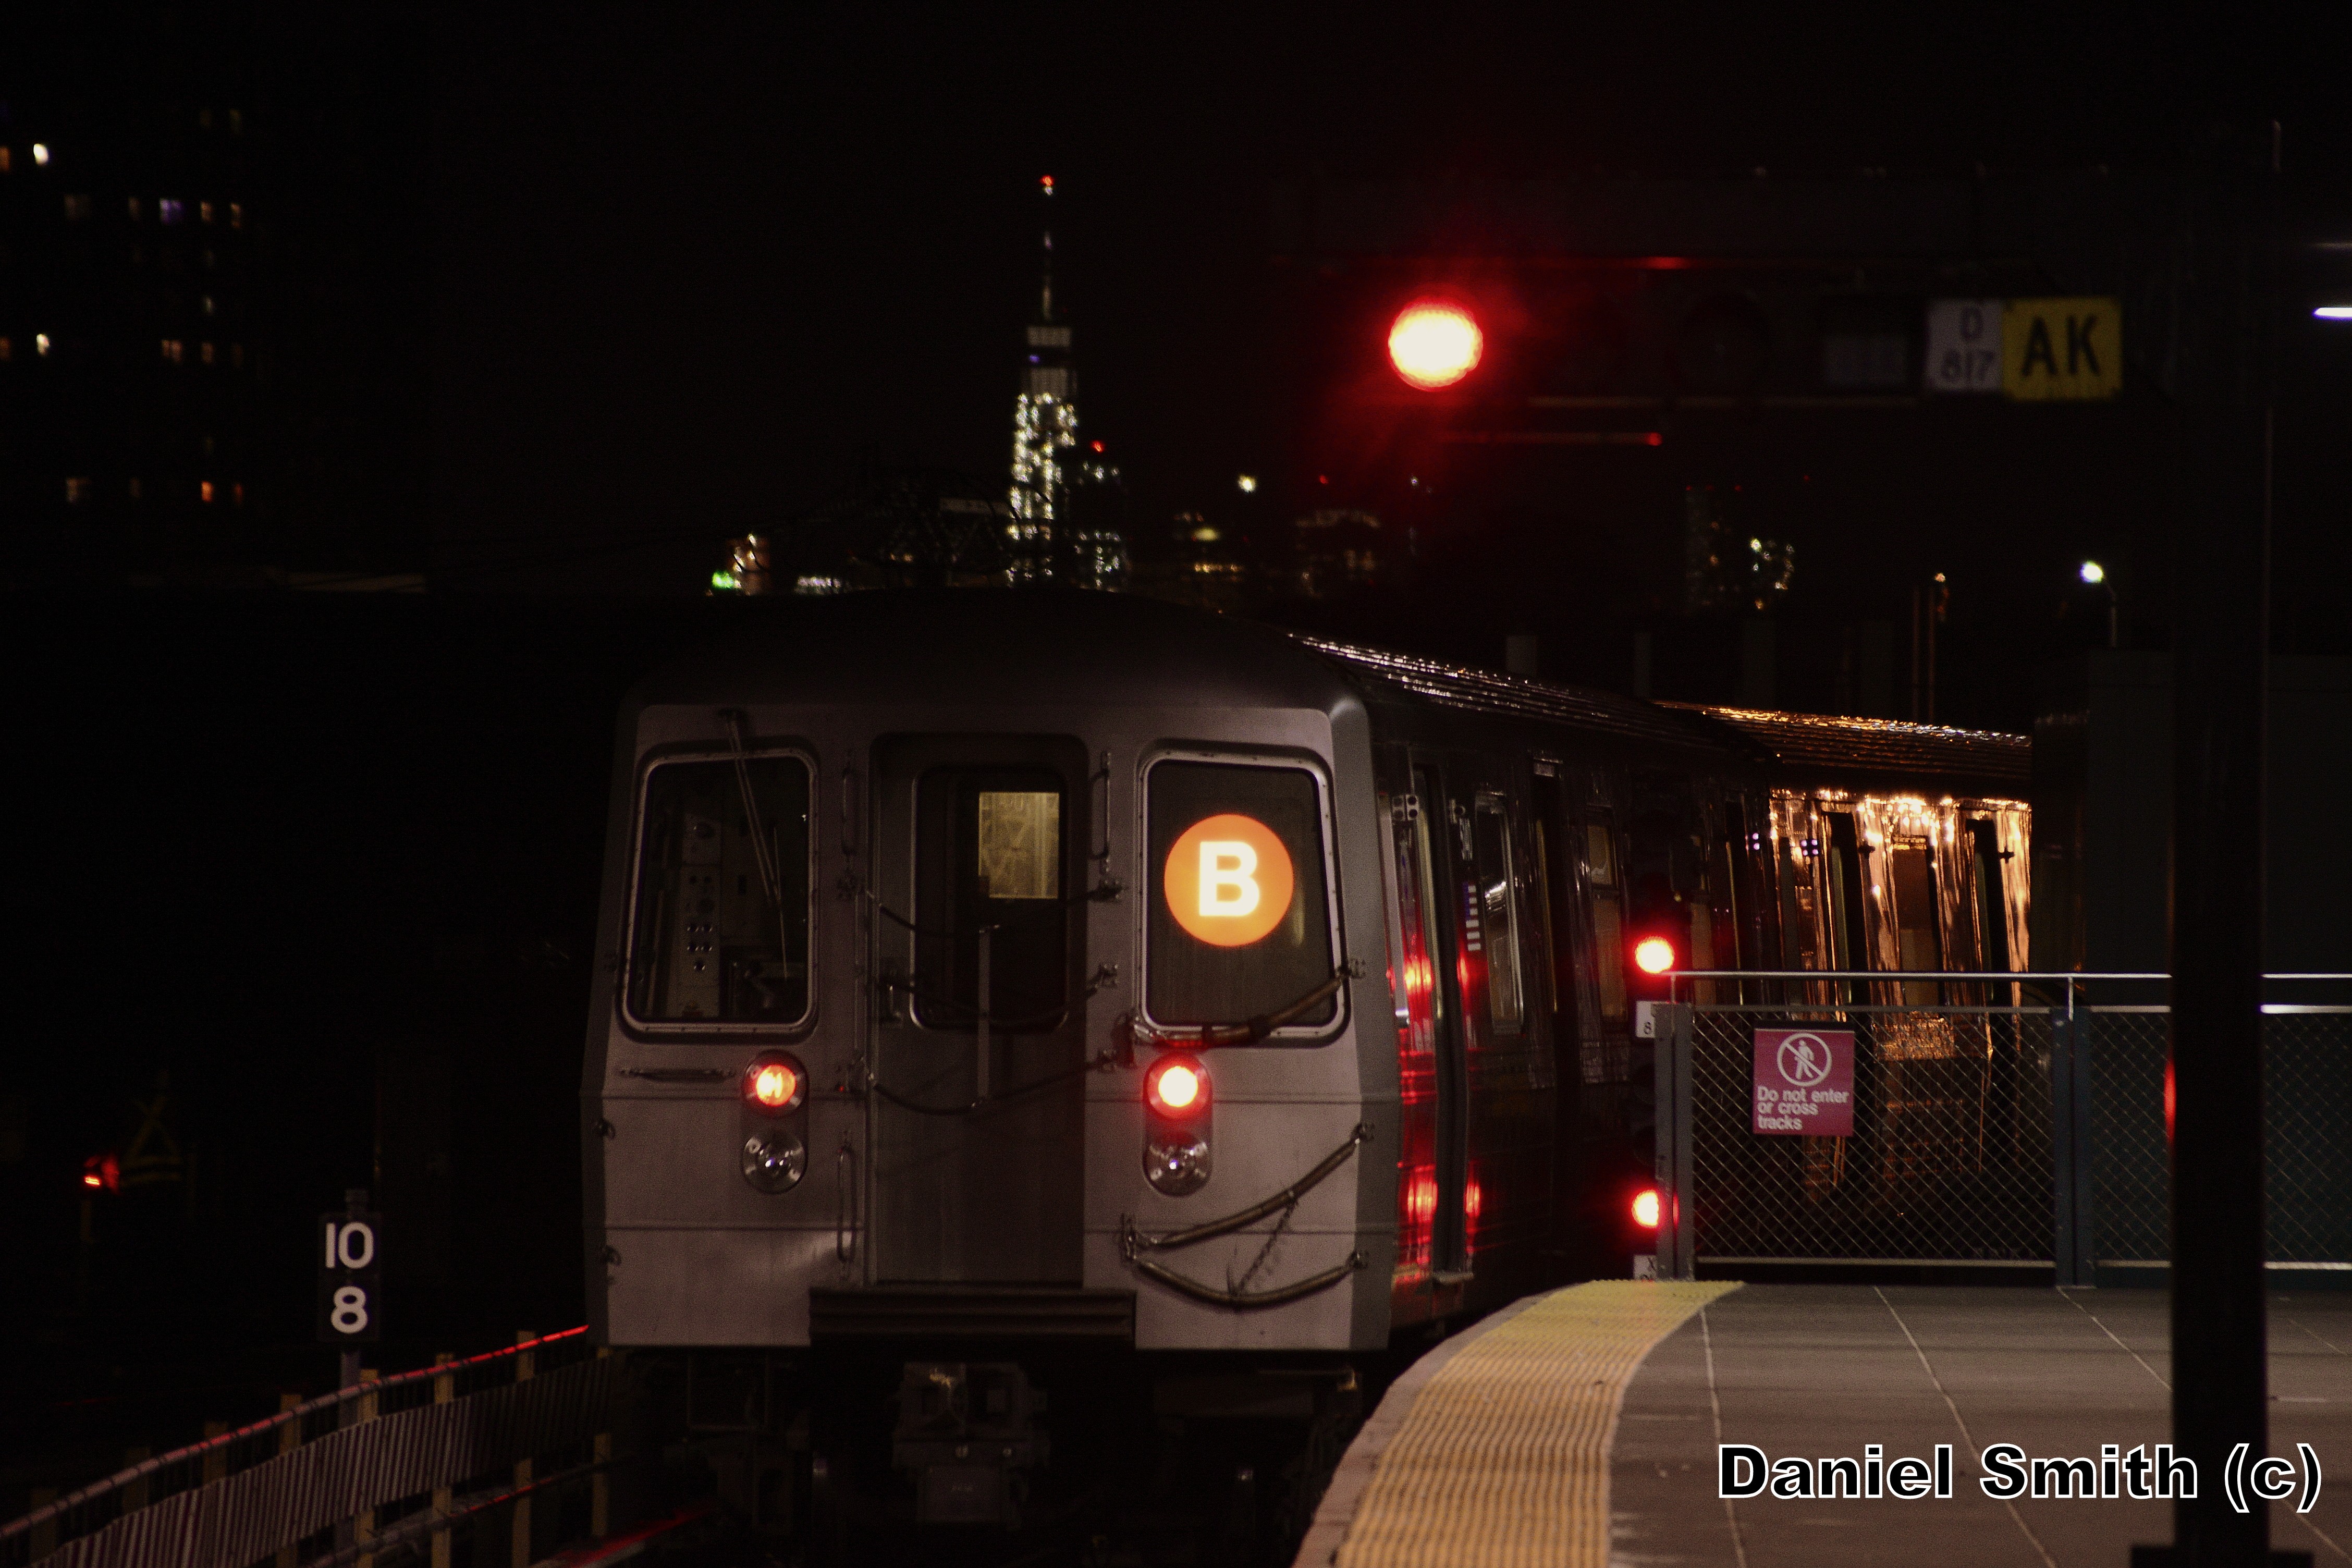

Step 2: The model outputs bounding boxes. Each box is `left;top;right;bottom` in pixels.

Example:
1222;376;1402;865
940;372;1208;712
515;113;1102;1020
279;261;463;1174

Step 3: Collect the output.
34;333;51;356
2316;306;2352;320
1387;299;1484;389
32;143;51;166
710;570;739;591
1040;175;1055;195
2080;560;2105;585
1236;474;1256;493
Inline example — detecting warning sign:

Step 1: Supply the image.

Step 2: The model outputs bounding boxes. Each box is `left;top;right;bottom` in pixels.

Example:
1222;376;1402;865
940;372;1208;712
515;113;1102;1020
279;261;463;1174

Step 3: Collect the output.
1753;1028;1854;1136
2001;297;2121;401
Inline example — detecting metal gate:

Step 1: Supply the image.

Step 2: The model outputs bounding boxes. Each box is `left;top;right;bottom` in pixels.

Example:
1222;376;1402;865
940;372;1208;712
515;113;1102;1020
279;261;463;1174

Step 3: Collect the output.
1648;972;2352;1283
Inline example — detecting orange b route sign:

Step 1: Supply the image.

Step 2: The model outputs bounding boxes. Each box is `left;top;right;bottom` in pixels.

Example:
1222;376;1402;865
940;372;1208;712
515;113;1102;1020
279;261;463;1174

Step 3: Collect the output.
1163;814;1295;947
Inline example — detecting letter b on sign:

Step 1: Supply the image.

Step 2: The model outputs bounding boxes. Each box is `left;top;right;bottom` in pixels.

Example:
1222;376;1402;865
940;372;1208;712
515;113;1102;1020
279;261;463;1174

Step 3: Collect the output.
1165;814;1295;947
1199;841;1260;917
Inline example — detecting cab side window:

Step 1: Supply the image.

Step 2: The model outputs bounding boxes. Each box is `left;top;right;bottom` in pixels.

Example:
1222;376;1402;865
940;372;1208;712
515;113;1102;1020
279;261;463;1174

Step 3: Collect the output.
1471;795;1525;1035
626;755;812;1026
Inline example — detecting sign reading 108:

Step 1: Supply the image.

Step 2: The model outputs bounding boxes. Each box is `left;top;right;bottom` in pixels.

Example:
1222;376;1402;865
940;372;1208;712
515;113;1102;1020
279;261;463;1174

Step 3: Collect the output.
317;1212;383;1343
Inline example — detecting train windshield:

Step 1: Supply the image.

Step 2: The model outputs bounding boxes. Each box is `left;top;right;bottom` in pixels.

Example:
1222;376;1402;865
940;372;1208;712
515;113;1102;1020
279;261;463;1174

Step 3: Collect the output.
1145;758;1338;1035
625;755;812;1027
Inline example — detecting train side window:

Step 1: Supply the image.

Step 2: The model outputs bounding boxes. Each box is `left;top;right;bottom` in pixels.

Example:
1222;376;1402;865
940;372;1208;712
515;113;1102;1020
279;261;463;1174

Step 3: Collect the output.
625;754;812;1027
1886;838;1943;1007
1412;795;1451;1036
1970;820;2011;970
1386;797;1438;1055
1585;824;1627;1024
1822;813;1869;984
1144;758;1340;1035
1471;795;1525;1035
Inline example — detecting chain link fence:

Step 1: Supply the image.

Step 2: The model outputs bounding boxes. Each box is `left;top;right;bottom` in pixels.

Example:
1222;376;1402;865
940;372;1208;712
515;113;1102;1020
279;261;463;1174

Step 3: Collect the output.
2087;1008;2352;1269
1657;975;2352;1276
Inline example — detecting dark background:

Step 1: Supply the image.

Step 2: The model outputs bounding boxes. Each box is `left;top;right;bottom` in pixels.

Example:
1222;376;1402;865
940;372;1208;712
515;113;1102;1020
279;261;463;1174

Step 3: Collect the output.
3;0;2350;1500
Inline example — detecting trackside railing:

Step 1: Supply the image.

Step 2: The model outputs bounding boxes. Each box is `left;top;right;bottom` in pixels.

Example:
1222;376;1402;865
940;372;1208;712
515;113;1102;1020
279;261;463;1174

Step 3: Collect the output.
0;1328;617;1568
1650;972;2352;1285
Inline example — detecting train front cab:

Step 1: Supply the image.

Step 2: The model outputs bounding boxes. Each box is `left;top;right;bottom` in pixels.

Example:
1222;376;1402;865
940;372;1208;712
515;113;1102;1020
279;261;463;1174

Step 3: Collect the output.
590;725;1392;1341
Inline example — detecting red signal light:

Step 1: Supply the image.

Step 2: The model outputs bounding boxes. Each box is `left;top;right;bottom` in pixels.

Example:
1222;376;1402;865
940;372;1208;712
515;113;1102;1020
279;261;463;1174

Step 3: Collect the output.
1388;300;1484;390
1632;1188;1661;1229
742;1052;806;1116
1633;937;1676;975
82;1153;120;1194
1146;1055;1210;1117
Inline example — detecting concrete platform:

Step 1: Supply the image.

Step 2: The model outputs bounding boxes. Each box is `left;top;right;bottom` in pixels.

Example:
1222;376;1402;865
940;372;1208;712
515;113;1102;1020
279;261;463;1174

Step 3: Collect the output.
1305;1284;2352;1567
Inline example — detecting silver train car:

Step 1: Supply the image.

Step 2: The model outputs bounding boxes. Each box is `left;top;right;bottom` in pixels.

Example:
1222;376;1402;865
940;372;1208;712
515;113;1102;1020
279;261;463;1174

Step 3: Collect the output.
579;589;2030;1542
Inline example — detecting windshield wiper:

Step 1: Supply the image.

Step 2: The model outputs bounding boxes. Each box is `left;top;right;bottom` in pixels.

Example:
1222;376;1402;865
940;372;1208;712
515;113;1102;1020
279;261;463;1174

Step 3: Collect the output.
1132;961;1364;1048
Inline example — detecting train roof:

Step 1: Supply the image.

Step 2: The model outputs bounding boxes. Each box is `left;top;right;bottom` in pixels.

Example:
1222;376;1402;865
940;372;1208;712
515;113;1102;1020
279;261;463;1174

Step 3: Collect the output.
1660;703;2032;794
622;592;2030;794
624;589;1357;714
1290;635;1728;754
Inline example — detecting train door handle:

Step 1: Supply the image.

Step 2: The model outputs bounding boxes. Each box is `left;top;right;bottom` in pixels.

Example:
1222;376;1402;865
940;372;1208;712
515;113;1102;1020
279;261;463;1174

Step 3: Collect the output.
835;1137;858;1262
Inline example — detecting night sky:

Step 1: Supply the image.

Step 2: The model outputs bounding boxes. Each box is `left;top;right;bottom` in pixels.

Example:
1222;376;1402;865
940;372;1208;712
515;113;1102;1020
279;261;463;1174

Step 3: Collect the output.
426;6;2351;596
2;0;2349;1484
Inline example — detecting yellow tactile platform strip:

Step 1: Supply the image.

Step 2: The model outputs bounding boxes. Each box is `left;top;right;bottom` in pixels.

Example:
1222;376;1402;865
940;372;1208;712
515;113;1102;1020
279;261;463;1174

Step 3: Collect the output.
1330;1281;1741;1568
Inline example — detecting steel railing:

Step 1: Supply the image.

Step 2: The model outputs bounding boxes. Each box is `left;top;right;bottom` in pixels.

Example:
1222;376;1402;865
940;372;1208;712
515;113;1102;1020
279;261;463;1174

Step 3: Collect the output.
1;1327;616;1568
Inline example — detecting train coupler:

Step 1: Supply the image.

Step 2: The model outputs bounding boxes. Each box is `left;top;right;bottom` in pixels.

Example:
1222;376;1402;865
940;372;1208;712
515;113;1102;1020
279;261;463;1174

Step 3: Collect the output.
891;1361;1049;1527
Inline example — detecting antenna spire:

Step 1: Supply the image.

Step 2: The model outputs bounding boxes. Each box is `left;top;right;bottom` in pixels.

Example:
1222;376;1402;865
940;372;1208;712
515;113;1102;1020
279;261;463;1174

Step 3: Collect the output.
1039;175;1055;321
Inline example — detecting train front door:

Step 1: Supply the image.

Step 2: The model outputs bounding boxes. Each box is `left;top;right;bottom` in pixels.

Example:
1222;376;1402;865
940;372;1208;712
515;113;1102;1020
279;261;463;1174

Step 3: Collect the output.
868;735;1090;1284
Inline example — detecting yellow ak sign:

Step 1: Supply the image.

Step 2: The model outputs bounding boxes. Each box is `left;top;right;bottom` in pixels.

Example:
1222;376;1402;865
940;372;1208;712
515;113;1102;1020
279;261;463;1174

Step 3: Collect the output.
2003;297;2121;400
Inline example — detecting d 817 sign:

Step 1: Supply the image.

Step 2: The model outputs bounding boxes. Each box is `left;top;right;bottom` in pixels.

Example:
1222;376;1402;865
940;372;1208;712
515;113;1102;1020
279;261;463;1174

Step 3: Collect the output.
317;1211;382;1343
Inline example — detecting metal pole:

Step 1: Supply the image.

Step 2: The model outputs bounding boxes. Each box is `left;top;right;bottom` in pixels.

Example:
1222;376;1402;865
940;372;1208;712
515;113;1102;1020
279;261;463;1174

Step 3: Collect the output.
2068;1011;2098;1289
1671;1004;1694;1281
2050;1010;2079;1287
976;925;993;1101
2158;120;2277;1568
337;1186;368;1405
335;1187;369;1554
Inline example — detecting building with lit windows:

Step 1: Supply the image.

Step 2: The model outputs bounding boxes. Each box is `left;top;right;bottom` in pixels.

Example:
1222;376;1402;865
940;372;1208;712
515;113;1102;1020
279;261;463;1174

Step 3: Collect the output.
0;90;256;574
1007;176;1128;591
0;4;423;588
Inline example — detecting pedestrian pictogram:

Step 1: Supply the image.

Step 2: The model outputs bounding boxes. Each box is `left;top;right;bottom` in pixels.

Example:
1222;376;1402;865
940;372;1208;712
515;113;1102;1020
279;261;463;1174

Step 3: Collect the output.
1752;1028;1854;1136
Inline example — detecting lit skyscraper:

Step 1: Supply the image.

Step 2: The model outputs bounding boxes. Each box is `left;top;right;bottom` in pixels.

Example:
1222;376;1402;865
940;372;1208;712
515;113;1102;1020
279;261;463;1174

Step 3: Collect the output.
1008;175;1078;580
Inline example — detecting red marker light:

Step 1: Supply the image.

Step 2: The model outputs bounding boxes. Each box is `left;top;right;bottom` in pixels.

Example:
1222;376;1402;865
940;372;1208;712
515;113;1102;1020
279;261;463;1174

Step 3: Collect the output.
1632;1188;1662;1229
1146;1055;1210;1117
1388;299;1484;389
742;1052;806;1116
81;1152;120;1194
1633;937;1676;975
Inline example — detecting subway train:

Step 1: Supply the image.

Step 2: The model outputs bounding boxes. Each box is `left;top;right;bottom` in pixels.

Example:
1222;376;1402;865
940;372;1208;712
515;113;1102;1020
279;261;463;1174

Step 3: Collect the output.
578;588;2030;1547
